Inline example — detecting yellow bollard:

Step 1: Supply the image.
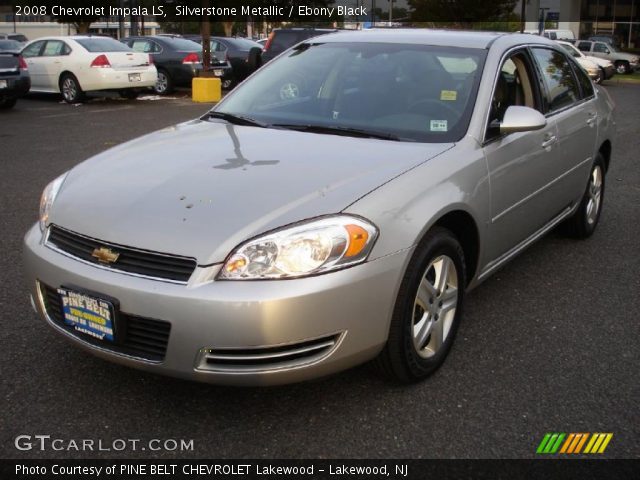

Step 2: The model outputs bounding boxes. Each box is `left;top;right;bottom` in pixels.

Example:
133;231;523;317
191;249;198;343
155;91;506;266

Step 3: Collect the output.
192;77;222;103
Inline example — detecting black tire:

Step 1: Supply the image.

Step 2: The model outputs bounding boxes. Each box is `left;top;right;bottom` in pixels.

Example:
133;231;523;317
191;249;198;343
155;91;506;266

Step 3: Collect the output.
374;227;466;383
119;89;139;99
154;69;173;95
615;61;630;75
595;68;604;84
0;96;17;109
59;73;85;103
564;154;606;239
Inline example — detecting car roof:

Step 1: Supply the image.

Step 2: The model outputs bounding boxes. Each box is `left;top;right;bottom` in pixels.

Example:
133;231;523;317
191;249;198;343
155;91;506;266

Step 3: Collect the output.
307;29;555;50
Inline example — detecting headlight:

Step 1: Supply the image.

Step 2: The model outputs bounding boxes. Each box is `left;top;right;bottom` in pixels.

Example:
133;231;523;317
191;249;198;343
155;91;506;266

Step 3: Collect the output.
39;173;67;231
219;215;378;280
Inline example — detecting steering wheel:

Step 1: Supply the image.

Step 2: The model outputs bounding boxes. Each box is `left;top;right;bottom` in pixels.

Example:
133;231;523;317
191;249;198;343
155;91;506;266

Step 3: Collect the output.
407;98;460;119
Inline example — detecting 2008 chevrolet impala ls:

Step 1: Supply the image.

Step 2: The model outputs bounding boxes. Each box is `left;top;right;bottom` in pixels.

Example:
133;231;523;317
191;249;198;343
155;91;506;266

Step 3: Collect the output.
24;30;615;385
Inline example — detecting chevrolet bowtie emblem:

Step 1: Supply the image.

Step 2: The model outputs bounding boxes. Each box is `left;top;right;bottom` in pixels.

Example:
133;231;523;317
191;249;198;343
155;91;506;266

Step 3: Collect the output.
92;246;120;264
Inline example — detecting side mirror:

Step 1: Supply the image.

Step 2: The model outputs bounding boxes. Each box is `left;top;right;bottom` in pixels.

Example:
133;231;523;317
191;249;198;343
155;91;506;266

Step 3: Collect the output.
499;106;547;134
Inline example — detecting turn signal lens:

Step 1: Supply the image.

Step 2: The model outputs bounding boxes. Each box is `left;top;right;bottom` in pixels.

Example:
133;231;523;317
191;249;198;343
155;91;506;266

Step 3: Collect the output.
344;224;369;257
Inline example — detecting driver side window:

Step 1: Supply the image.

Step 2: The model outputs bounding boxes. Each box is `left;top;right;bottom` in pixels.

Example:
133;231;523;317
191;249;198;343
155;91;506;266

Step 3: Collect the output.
486;52;538;141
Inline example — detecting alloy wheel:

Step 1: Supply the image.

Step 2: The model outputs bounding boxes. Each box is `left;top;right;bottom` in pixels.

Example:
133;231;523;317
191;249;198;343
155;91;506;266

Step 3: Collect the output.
412;255;459;358
62;77;77;102
586;165;603;225
155;72;168;94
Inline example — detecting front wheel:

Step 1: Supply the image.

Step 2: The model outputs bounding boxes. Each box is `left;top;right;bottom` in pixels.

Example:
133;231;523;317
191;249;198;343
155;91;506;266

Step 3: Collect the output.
563;154;606;238
374;227;466;383
60;73;84;103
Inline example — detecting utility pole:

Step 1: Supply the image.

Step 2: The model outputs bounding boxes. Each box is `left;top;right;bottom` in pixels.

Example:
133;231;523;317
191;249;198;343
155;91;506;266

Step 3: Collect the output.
388;0;393;23
520;0;526;33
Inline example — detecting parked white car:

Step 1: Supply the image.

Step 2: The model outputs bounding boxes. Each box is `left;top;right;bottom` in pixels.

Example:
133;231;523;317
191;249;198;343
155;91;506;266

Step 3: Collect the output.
21;36;157;103
557;40;615;83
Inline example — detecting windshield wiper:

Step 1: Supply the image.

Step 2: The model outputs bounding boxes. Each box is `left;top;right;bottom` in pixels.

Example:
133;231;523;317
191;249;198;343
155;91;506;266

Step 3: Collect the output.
204;111;268;128
272;123;402;141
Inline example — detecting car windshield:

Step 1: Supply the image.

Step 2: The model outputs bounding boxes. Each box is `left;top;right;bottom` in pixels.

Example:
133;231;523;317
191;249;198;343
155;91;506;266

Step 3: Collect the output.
213;42;486;143
76;38;132;52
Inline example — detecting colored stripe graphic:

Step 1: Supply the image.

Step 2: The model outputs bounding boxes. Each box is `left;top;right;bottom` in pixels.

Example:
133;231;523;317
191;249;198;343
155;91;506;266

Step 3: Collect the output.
537;433;613;454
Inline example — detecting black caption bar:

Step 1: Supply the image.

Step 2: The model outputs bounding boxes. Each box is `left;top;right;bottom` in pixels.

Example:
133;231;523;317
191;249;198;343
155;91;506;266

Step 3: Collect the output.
1;0;592;22
2;460;639;480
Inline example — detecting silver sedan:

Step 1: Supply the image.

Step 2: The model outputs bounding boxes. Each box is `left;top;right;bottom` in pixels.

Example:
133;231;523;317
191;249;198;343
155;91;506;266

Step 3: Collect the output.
24;30;615;385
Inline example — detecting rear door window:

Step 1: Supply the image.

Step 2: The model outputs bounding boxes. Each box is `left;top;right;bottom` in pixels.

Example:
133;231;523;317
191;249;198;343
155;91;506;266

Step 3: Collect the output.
42;40;68;56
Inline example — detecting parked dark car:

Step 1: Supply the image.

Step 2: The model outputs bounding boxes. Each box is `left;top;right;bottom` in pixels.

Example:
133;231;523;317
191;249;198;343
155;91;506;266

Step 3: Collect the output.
0;51;30;109
0;33;29;44
261;28;337;63
121;35;231;95
184;35;264;87
0;39;23;53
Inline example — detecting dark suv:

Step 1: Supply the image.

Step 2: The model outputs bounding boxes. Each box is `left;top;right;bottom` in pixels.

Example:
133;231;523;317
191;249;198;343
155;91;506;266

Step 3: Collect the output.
261;28;337;63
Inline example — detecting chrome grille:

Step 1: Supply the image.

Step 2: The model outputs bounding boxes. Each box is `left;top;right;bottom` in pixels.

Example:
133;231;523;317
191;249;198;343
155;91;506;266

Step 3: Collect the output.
46;225;196;283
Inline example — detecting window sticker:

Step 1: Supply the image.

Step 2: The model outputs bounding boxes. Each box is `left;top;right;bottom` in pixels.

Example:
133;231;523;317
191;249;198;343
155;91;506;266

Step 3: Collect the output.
430;120;448;132
440;90;458;101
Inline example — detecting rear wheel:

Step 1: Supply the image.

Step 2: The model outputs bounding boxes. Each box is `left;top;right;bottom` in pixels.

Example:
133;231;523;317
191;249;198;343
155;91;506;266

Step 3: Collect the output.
374;227;466;383
60;73;84;103
154;69;173;95
0;96;17;109
564;154;606;238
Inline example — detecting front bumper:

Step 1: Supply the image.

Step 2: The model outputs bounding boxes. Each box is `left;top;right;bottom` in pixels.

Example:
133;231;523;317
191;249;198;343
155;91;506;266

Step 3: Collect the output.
23;224;409;386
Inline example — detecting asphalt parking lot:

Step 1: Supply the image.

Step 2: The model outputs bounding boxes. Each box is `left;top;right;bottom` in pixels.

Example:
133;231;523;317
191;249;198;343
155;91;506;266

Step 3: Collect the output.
1;84;639;460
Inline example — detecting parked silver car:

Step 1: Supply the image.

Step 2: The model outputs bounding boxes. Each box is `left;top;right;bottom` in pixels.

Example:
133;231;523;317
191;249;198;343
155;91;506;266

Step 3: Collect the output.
24;30;615;385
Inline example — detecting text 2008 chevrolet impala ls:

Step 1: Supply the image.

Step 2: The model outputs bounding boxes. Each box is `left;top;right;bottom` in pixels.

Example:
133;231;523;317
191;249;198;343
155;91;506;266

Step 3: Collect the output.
24;30;615;385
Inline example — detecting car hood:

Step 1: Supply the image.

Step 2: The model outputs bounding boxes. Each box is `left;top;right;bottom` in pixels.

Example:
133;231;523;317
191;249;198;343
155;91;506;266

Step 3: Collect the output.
50;120;452;265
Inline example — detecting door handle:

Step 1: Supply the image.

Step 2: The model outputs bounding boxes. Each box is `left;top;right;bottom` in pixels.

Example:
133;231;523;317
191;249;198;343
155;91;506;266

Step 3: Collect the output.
586;112;597;127
541;135;557;149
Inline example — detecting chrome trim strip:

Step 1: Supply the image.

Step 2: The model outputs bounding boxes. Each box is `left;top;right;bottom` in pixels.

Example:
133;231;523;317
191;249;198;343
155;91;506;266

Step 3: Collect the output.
195;332;345;374
204;340;336;362
44;226;193;285
35;280;163;365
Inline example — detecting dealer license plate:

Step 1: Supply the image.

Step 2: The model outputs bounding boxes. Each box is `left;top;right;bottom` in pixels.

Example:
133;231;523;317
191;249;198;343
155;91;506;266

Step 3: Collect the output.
0;79;7;89
58;288;115;342
128;73;141;82
213;69;224;77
